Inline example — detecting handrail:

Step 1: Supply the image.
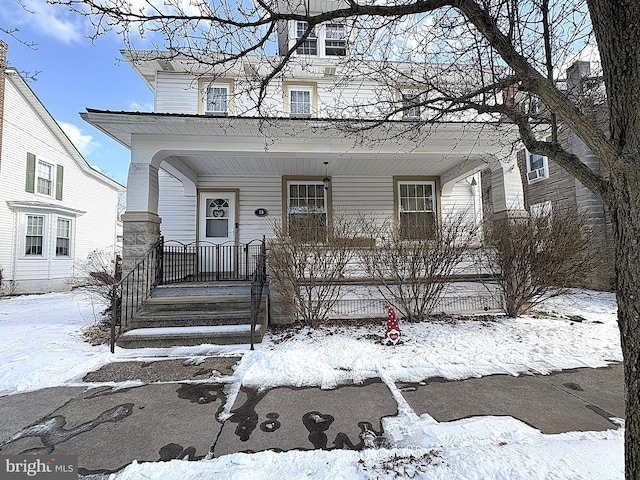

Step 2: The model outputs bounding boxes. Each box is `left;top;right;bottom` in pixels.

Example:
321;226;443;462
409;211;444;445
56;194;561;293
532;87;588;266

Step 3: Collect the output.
110;237;164;352
250;236;267;350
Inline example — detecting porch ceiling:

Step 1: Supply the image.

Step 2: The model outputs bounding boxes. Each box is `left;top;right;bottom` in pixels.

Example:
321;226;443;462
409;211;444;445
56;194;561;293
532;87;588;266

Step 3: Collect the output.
82;110;519;177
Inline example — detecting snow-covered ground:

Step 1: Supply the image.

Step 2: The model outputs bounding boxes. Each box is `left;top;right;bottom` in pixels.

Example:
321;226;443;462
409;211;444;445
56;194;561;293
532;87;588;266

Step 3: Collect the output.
0;288;624;479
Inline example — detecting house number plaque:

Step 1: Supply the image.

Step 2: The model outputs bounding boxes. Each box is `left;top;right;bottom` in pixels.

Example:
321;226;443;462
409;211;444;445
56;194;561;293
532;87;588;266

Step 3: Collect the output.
254;208;268;217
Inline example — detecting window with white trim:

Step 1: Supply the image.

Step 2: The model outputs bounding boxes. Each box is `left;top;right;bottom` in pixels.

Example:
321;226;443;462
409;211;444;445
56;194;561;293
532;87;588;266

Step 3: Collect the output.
37;160;53;196
56;218;71;256
296;22;317;55
205;84;229;116
325;23;346;56
25;215;45;256
526;150;549;183
289;87;312;117
287;180;327;243
401;92;422;120
397;181;437;239
530;200;552;218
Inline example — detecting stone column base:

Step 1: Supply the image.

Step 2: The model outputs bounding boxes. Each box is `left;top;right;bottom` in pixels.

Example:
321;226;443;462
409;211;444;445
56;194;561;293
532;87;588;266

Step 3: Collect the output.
121;211;162;274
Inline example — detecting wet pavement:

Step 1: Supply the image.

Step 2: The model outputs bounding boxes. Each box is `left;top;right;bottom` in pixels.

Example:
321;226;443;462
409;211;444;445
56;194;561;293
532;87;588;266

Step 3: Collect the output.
0;362;624;476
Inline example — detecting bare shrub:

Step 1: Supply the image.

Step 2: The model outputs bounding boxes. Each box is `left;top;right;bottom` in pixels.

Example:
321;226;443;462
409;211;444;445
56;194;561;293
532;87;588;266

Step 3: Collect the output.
480;207;602;317
267;212;367;326
74;248;122;316
360;212;479;322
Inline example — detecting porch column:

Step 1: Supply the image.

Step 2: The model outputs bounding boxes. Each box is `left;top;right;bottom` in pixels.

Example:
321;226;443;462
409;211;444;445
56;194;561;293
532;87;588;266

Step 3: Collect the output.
122;160;161;274
489;156;527;220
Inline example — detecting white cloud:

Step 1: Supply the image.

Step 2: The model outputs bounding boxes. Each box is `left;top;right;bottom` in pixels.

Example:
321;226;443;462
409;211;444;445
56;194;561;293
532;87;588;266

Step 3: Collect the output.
59;121;100;155
128;100;154;111
16;0;85;44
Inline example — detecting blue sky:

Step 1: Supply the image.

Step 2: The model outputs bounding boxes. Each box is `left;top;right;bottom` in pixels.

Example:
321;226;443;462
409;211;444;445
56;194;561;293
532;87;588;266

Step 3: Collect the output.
1;0;154;185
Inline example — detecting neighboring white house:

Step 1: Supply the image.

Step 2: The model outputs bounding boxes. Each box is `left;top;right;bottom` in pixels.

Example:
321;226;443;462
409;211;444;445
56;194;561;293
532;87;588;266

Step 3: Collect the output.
0;44;125;294
80;6;528;285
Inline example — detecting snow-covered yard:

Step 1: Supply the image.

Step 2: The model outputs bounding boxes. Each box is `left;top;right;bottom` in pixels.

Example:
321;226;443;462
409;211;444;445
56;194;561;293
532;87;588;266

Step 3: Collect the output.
0;288;624;479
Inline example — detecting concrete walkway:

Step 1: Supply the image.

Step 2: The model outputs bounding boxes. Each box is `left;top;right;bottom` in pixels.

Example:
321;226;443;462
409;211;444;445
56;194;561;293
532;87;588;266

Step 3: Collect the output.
0;362;624;476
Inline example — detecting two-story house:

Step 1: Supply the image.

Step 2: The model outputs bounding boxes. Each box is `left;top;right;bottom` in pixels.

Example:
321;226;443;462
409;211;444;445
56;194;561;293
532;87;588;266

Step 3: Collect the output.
80;6;531;339
0;42;125;294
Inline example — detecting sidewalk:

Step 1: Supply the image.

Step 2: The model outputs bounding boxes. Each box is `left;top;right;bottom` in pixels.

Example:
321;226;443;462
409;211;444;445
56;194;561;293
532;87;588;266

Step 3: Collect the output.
0;362;624;476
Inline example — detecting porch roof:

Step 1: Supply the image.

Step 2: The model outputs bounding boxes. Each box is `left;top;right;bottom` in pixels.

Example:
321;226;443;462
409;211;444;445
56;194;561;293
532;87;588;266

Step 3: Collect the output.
81;109;520;178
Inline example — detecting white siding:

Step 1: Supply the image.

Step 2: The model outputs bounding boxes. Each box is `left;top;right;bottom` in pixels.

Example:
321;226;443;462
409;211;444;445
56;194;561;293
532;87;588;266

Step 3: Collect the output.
0;74;121;294
155;72;199;114
153;70;396;119
158;173;478;244
157;169;197;244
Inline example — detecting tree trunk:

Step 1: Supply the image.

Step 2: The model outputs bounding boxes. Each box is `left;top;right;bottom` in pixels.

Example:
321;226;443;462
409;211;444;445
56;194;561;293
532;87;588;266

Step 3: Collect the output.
586;2;640;478
610;161;640;480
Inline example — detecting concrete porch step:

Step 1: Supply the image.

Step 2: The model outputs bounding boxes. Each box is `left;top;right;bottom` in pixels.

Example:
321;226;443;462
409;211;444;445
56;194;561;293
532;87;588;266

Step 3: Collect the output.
143;295;255;312
130;308;266;328
117;324;265;349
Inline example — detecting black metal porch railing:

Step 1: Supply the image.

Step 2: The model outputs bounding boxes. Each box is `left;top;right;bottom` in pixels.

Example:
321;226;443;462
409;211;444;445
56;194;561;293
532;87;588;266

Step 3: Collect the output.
162;240;265;284
110;238;164;353
250;236;267;350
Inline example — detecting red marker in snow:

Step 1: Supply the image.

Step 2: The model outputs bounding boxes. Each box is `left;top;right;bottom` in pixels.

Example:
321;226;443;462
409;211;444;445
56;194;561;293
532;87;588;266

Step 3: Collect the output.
384;305;401;345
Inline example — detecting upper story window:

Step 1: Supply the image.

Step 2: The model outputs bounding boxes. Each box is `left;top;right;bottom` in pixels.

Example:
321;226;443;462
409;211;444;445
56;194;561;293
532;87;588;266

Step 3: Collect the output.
325;23;346;56
26;153;64;200
296;22;317;55
289;87;312;117
402;92;422;120
397;180;437;240
287;180;328;243
37;160;53;196
526;150;549;183
205;84;229;116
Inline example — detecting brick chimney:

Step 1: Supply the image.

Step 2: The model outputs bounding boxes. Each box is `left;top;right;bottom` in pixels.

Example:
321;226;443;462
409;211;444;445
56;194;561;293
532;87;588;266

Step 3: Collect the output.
0;40;7;174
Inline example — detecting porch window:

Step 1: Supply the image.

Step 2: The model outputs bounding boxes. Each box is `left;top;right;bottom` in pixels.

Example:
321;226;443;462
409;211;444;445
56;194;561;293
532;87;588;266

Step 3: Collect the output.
206;84;229;116
25;215;44;256
296;22;317;55
56;218;71;256
526;150;549;183
397;180;436;239
37;160;53;196
287;181;327;242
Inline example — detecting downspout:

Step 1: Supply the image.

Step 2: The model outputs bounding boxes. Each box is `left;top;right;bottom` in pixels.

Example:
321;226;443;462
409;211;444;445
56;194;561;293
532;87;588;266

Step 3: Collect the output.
0;40;7;175
0;41;7;291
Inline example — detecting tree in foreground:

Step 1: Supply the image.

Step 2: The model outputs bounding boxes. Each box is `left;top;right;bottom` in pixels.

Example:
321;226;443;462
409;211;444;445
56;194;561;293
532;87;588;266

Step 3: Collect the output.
47;0;640;476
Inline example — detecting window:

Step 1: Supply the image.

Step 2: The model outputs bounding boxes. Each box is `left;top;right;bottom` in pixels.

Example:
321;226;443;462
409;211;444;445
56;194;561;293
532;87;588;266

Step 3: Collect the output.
56;218;71;256
397;181;437;240
289;88;312;117
530;201;552;218
37;160;53;195
205;84;229;115
25;215;44;256
296;22;317;55
287;181;327;242
325;24;346;56
402;92;422;120
526;150;549;183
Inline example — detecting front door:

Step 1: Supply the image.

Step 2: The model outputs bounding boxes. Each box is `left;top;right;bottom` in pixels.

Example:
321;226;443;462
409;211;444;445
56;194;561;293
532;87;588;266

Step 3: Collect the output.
198;191;237;276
